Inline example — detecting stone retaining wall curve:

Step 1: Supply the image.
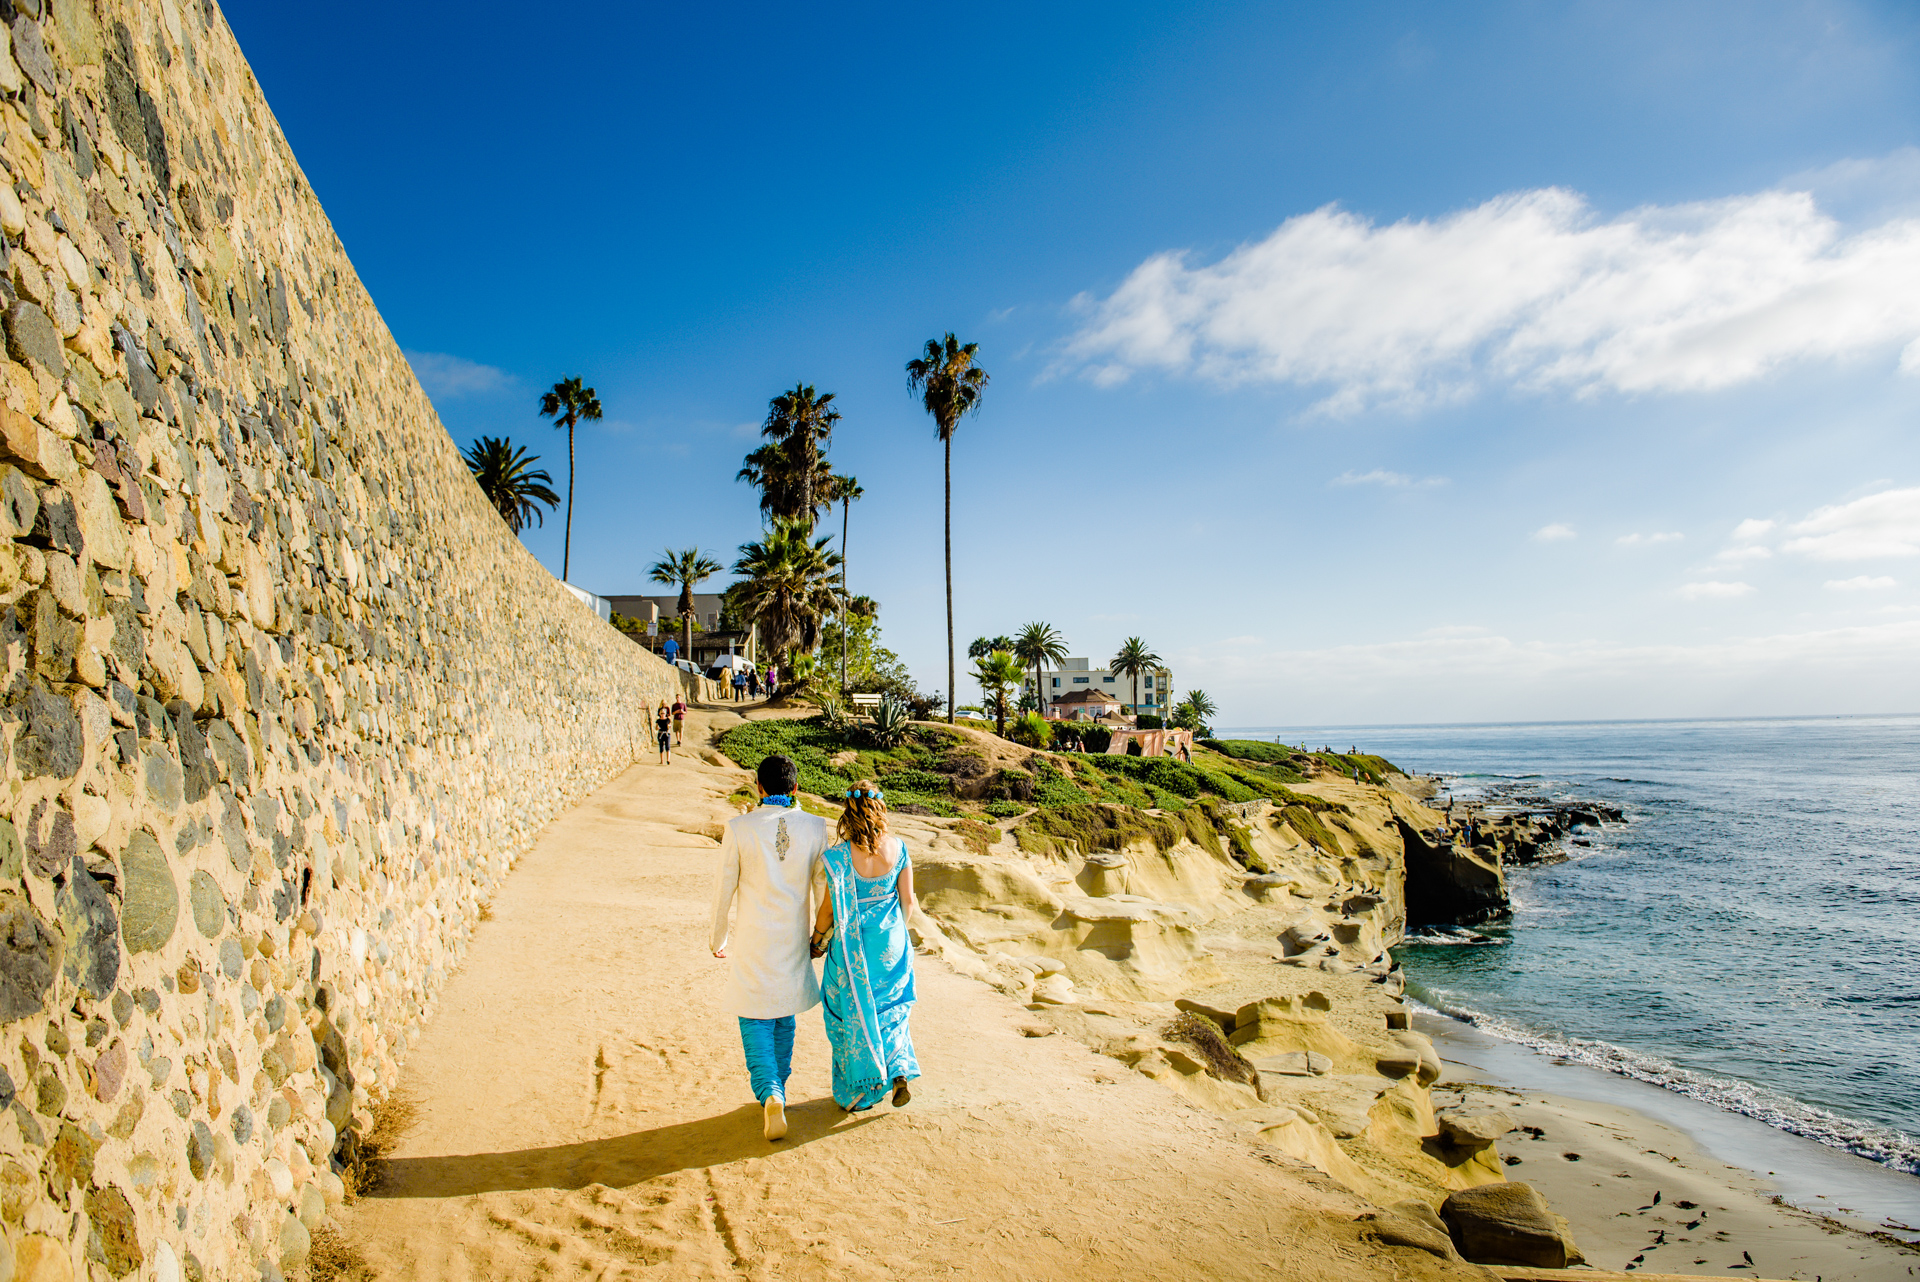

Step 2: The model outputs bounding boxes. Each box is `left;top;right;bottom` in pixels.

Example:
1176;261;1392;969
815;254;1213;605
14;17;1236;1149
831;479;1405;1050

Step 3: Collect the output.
0;2;679;1276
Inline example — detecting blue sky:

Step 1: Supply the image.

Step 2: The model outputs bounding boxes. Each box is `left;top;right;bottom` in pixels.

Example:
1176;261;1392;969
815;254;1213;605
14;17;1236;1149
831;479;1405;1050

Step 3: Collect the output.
225;0;1920;725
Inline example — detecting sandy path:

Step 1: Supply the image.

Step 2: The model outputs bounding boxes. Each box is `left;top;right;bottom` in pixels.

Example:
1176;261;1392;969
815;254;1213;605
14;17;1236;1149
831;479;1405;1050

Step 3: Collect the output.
331;708;1471;1281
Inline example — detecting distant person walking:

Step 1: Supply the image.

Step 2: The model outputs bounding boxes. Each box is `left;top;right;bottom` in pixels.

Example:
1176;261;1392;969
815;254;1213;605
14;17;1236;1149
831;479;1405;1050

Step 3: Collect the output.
733;668;748;702
748;667;762;699
811;779;920;1112
710;754;832;1141
655;703;673;764
672;697;686;746
663;636;679;666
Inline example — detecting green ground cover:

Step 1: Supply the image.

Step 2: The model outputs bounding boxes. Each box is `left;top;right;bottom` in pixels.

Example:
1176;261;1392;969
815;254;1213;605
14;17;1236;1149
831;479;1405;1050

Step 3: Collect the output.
715;718;1393;866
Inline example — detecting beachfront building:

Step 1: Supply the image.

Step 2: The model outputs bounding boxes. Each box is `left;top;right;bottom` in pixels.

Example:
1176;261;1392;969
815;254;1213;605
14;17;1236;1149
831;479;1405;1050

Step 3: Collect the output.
1051;688;1125;721
603;591;757;669
1040;657;1173;718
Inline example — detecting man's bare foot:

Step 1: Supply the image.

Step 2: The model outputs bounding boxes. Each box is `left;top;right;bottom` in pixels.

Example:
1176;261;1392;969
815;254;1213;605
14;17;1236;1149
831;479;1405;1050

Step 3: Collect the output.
763;1096;787;1141
892;1077;911;1107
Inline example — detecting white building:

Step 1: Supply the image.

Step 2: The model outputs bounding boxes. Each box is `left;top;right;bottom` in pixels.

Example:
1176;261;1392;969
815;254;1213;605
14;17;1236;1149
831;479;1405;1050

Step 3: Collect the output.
1039;657;1172;718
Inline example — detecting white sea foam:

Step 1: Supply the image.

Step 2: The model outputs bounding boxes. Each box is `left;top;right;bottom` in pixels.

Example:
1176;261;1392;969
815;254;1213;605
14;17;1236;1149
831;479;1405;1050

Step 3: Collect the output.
1414;995;1920;1175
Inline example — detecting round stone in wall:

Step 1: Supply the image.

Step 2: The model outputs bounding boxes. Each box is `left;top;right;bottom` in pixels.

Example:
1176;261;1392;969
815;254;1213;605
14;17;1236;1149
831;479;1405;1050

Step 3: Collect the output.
189;871;225;938
119;831;179;953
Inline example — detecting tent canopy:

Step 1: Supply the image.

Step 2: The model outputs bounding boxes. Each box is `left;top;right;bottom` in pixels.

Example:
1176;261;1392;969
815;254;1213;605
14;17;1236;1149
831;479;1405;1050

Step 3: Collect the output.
706;654;754;674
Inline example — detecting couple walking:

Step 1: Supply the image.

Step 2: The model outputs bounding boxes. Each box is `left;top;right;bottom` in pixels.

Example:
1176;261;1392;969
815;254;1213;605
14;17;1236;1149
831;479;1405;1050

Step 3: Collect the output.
709;753;920;1141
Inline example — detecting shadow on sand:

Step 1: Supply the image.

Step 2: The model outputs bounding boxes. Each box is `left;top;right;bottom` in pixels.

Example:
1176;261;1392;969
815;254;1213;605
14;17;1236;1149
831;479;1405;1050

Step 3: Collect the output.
368;1099;872;1199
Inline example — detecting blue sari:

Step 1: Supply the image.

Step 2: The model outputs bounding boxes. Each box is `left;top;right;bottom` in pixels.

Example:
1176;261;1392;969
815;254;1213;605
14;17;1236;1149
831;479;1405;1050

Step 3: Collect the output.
819;837;919;1110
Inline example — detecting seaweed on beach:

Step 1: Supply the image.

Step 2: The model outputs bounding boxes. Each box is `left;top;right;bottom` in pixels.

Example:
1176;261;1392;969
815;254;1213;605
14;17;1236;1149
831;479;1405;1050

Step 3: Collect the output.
1162;1012;1263;1094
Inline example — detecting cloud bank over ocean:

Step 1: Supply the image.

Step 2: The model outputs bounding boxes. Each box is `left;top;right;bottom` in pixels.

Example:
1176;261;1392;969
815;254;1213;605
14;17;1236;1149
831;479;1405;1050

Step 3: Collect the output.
1064;181;1920;414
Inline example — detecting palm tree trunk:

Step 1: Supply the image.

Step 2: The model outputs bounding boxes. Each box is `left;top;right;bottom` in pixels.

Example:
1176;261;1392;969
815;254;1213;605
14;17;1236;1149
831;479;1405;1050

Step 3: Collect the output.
944;434;954;723
840;498;849;696
562;412;576;582
683;606;692;670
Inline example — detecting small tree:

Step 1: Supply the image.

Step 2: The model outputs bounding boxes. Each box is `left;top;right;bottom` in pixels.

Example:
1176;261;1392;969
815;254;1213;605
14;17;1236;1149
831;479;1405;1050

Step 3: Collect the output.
648;547;722;665
972;649;1025;738
462;436;559;534
1011;711;1052;748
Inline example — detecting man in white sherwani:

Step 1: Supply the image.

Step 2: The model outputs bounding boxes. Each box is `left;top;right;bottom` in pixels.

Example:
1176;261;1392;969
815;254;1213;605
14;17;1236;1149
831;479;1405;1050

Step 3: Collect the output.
710;753;831;1141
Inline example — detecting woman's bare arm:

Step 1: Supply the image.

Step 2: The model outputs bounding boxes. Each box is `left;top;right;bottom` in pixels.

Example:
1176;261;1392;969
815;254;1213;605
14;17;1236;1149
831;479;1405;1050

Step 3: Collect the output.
896;859;917;916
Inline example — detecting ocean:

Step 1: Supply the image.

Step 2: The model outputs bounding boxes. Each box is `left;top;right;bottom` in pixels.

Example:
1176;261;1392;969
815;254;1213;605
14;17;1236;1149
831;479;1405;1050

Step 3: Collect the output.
1221;715;1920;1184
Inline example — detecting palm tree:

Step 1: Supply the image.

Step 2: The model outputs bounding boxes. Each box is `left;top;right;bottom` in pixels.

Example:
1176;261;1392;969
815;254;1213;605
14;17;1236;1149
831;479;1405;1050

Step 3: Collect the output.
462;436;559;534
907;334;989;722
648;547;722;665
1013;622;1069;721
537;376;603;581
972;649;1025;738
737;384;840;530
1109;636;1163;719
968;636;1015;660
829;473;864;693
1171;689;1217;732
737;443;837;530
731;518;845;661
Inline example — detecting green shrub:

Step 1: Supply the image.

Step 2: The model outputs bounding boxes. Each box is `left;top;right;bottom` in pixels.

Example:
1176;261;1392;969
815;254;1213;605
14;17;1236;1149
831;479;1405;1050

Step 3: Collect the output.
983;800;1026;818
1032;759;1092;807
878;768;952;796
1051;722;1111;752
1011;711;1051;747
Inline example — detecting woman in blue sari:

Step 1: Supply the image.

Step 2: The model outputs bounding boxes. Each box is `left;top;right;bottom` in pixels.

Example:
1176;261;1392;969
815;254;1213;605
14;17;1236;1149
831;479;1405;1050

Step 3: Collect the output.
810;779;920;1111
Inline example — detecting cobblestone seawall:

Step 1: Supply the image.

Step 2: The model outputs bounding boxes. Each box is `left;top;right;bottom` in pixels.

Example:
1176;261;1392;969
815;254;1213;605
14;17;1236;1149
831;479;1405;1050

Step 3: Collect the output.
0;2;681;1277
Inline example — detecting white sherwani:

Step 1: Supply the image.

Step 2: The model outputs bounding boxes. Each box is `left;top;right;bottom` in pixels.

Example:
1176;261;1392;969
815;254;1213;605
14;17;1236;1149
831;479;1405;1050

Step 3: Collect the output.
709;805;830;1018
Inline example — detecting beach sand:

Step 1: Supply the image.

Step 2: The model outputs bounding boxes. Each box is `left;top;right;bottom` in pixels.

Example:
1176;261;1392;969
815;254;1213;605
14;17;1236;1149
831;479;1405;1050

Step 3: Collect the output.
323;706;1475;1281
1423;1015;1920;1281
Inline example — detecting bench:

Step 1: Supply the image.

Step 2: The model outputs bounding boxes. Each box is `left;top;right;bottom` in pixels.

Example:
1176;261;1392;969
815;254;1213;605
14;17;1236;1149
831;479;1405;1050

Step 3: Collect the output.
848;692;882;719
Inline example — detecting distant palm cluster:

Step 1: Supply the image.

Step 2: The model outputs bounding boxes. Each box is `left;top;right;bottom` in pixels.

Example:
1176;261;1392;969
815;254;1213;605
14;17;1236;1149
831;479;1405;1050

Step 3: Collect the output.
454;338;1007;720
964;629;1216;745
460;347;1223;742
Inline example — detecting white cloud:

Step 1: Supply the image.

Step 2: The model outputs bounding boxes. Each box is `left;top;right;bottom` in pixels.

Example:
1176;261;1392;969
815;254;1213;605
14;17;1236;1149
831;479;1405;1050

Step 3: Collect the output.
1532;523;1577;542
1678;580;1756;600
1062;186;1920;413
1826;575;1897;591
1331;468;1449;488
1714;545;1774;562
1732;518;1776;540
1616;531;1683;547
1781;487;1920;560
404;351;513;399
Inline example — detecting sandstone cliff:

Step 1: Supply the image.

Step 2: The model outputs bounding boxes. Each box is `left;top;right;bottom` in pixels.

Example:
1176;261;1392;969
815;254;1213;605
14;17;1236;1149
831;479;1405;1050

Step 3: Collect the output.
0;3;681;1277
890;763;1528;1216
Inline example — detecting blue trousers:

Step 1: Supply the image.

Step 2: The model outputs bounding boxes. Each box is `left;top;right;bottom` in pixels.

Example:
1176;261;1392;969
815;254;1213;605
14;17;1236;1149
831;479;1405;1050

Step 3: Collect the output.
738;1016;795;1103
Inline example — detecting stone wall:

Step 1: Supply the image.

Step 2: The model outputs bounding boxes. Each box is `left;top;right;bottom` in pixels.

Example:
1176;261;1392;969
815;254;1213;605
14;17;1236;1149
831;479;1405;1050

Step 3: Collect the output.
0;1;682;1277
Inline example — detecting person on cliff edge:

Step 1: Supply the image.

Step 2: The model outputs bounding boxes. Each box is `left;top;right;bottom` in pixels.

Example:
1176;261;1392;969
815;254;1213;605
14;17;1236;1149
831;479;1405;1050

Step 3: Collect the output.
710;754;831;1141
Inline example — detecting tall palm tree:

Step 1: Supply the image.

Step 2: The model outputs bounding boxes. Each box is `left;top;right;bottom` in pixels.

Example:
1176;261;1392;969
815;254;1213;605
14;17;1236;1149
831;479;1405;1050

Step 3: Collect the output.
1013;622;1069;721
1109;636;1163;719
537;376;603;581
462;436;559;534
731;518;845;661
968;636;1015;660
972;649;1025;739
648;547;722;664
907;334;989;722
829;473;864;693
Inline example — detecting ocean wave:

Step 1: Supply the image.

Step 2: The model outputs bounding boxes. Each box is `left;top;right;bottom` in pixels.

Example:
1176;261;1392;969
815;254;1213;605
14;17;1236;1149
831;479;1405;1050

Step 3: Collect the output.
1413;997;1920;1176
1402;928;1507;946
